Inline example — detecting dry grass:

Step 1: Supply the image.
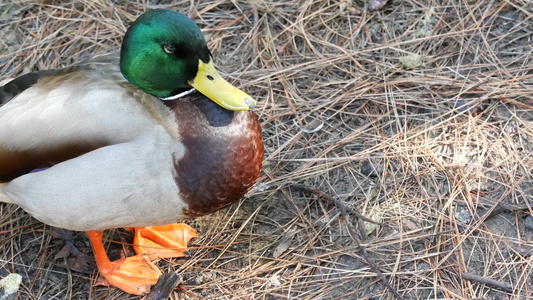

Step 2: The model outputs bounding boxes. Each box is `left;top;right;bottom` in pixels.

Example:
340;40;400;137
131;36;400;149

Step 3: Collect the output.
1;0;533;299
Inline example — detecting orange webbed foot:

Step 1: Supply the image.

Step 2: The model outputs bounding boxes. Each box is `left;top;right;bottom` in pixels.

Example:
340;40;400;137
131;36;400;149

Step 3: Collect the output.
134;223;198;260
88;231;161;295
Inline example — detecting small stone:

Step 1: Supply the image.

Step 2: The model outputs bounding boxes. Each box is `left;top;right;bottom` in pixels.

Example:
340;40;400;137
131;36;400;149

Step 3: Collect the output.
455;206;472;224
268;275;281;287
399;54;424;69
0;274;22;300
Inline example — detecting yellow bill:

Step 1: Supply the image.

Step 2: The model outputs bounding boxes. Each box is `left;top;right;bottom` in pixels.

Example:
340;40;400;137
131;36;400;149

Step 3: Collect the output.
188;59;256;111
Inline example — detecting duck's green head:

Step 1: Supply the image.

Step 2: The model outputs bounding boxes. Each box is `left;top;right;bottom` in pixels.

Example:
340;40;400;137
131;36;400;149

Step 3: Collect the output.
120;9;255;111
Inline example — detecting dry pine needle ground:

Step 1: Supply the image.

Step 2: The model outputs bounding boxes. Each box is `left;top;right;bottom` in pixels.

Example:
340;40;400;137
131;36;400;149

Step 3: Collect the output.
0;0;532;299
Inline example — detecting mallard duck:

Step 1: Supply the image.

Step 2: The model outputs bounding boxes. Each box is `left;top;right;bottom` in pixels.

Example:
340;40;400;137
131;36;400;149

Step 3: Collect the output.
0;9;263;295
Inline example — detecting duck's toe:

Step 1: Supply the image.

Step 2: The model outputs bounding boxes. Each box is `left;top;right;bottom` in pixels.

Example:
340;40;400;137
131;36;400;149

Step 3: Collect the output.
88;231;161;295
133;223;198;260
97;254;161;295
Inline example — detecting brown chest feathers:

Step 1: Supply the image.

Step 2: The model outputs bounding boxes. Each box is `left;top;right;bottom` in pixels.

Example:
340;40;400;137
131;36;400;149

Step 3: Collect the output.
164;93;263;218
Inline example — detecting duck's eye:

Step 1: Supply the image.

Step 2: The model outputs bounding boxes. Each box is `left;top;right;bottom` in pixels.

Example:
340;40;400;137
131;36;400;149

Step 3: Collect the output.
162;44;176;54
207;75;214;81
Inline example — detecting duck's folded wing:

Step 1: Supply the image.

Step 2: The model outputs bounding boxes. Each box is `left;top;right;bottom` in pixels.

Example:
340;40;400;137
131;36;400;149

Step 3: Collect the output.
0;55;149;182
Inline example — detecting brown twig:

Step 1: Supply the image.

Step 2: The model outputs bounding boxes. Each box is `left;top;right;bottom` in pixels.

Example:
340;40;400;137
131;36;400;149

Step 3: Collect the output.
145;272;182;300
462;273;513;293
